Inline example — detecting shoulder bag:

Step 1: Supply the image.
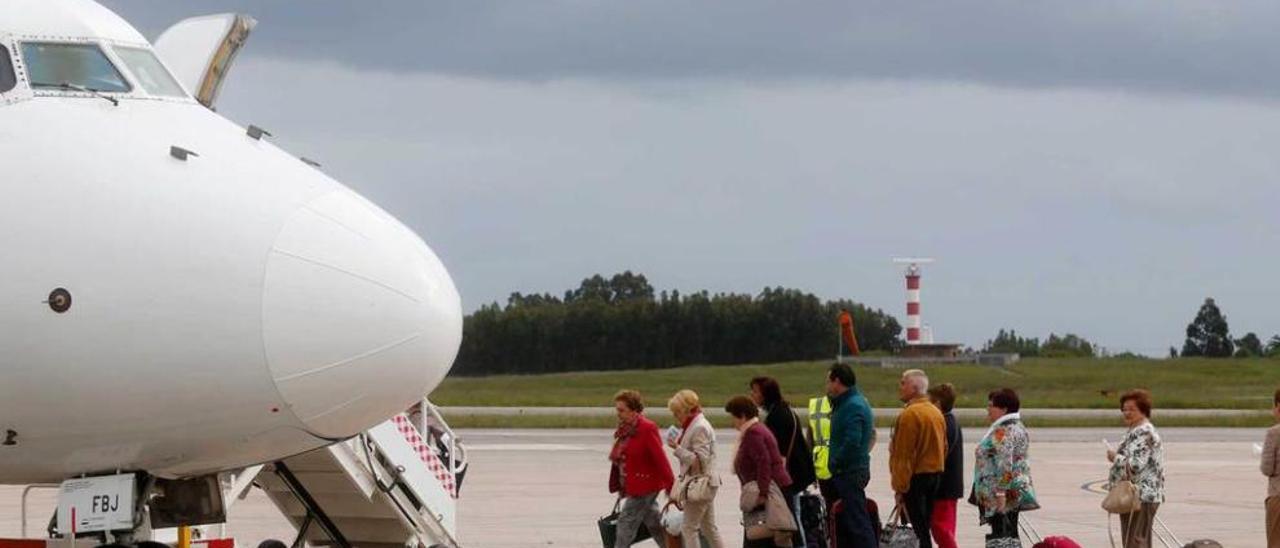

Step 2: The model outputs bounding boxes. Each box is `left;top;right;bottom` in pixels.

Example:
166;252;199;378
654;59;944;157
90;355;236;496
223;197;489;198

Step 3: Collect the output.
672;428;719;504
1101;460;1141;515
598;496;653;547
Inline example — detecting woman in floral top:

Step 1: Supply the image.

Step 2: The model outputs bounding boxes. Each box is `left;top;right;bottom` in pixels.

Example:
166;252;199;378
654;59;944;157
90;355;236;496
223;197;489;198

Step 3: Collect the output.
1106;389;1165;548
971;388;1039;547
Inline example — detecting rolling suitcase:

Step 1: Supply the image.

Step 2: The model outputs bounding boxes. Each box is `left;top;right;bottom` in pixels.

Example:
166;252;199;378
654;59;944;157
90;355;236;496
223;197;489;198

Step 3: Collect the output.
798;492;827;547
826;497;881;547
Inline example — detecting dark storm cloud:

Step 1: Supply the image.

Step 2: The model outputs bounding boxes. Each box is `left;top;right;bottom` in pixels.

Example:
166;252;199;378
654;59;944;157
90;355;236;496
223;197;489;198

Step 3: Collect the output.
100;1;1280;98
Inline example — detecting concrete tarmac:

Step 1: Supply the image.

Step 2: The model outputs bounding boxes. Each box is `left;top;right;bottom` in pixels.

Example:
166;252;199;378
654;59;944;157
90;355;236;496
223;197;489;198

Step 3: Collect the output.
0;427;1267;547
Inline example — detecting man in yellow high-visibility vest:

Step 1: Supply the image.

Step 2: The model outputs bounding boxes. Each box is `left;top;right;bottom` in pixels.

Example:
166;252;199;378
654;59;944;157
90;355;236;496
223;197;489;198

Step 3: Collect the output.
808;395;834;487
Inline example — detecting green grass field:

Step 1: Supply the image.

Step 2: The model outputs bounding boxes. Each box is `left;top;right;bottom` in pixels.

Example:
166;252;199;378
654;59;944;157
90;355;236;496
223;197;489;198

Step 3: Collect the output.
434;357;1280;410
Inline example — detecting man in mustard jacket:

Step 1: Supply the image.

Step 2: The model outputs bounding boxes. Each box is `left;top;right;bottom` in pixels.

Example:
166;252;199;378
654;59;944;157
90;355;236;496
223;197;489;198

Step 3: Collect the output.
889;369;947;548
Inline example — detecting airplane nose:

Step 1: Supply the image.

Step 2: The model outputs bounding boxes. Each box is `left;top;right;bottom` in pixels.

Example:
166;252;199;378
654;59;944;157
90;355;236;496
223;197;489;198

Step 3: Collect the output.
261;190;462;438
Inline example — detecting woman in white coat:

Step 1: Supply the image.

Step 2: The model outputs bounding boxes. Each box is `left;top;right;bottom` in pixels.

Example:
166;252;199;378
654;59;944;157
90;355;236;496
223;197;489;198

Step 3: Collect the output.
668;389;725;548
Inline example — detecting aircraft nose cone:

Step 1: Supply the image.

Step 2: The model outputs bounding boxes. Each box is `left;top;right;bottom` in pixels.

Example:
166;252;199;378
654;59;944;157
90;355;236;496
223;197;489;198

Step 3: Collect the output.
262;191;462;438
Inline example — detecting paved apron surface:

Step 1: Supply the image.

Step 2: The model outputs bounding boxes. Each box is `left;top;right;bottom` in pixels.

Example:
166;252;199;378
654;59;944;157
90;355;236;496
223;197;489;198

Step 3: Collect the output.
0;428;1265;546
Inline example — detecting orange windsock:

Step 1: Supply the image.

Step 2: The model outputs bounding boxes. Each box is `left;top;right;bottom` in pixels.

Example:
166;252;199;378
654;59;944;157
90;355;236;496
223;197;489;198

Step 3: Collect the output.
839;310;860;356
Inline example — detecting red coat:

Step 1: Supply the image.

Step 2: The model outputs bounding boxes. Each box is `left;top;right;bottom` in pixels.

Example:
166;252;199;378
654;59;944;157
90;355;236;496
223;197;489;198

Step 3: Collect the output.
609;415;675;497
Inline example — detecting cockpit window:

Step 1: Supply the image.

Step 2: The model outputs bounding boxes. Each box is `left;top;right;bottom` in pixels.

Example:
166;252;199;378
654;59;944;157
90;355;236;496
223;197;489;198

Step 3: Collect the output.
113;46;186;98
0;46;15;93
21;42;130;93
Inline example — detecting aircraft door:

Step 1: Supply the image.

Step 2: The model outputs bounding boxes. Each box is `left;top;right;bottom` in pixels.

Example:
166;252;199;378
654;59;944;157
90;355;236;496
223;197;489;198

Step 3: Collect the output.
153;14;256;109
0;36;32;107
0;44;15;94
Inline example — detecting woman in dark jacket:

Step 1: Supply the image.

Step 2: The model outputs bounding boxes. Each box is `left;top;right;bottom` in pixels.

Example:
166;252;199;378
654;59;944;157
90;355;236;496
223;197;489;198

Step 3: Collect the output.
727;395;796;547
927;383;963;548
750;377;816;546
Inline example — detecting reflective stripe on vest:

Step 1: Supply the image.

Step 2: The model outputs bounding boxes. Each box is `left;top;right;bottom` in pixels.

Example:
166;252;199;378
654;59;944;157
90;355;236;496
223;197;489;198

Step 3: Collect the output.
808;396;833;480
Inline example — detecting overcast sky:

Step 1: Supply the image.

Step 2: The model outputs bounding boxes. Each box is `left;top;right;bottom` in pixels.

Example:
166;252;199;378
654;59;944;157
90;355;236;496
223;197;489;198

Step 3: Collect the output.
102;1;1280;355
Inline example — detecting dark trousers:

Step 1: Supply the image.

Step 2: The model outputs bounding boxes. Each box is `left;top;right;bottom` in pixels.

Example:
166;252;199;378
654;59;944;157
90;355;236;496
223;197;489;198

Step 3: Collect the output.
832;470;879;548
902;473;941;548
988;511;1019;539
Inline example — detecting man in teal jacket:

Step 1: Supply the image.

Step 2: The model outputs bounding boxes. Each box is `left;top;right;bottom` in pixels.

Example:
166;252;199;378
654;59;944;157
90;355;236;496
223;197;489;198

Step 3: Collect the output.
827;362;879;547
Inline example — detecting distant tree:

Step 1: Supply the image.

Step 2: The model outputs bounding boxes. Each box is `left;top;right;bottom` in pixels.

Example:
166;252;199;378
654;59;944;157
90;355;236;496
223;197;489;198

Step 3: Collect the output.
1267;335;1280;358
1040;333;1096;358
1181;298;1234;358
1112;351;1150;360
1235;332;1264;358
983;329;1040;356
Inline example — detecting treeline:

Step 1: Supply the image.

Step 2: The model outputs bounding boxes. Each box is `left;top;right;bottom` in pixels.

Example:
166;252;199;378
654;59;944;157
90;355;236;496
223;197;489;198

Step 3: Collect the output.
981;330;1098;358
981;297;1280;359
453;271;903;376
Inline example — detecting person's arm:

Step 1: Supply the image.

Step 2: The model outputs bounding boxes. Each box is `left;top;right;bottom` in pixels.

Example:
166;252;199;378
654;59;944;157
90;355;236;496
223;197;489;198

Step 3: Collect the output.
993;425;1016;491
945;414;959;459
765;410;794;459
672;429;697;469
889;411;916;494
805;415;815;449
1109;430;1144;481
749;432;774;499
829;407;850;473
1263;427;1279;477
687;425;714;473
644;423;676;492
847;405;866;460
1122;429;1154;476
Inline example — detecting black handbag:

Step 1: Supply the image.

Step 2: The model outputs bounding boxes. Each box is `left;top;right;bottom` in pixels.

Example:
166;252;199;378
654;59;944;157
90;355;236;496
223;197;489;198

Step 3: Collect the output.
598;497;653;547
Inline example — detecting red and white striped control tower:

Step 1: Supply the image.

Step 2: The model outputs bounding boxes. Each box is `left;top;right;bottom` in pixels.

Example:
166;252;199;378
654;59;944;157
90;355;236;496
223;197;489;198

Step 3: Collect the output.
893;258;935;345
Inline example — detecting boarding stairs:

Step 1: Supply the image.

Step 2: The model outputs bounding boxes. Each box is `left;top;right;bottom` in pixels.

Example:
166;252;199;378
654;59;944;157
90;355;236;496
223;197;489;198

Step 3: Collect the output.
252;400;466;548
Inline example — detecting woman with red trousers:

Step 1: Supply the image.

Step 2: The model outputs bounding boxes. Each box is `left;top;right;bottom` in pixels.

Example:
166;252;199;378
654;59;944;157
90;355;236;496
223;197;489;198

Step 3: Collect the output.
928;383;962;548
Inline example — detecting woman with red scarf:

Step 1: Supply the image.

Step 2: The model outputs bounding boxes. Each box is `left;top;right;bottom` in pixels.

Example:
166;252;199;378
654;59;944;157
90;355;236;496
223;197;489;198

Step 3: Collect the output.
667;389;725;548
610;389;675;548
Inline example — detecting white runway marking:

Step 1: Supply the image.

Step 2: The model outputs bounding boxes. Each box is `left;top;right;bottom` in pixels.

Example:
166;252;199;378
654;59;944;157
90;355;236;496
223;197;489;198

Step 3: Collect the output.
466;443;592;451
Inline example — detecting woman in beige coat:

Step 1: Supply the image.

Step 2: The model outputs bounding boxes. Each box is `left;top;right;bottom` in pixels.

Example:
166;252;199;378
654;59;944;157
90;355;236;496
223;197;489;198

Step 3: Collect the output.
668;390;725;548
1261;387;1280;547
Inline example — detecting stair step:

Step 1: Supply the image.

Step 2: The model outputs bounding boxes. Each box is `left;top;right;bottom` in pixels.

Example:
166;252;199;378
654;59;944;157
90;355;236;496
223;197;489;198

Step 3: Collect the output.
271;493;403;520
258;471;377;496
297;516;418;545
276;448;349;472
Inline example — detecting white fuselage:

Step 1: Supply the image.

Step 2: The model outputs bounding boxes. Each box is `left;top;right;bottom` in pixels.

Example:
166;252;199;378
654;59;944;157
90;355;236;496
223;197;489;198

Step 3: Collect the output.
0;1;462;483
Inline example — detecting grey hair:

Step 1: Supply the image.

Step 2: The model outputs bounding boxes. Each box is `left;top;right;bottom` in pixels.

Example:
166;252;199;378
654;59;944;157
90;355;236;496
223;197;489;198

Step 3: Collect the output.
902;369;929;395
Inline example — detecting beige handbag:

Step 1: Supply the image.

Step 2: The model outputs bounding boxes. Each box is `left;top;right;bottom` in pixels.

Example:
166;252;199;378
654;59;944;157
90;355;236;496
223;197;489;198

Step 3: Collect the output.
673;454;718;504
1101;478;1141;514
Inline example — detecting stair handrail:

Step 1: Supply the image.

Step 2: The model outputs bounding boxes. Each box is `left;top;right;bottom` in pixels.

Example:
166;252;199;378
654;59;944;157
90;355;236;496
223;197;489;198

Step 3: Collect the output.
21;483;58;538
419;397;466;480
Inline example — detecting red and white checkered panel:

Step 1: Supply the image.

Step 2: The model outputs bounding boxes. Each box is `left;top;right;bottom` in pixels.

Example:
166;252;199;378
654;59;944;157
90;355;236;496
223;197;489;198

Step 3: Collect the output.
392;414;457;498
